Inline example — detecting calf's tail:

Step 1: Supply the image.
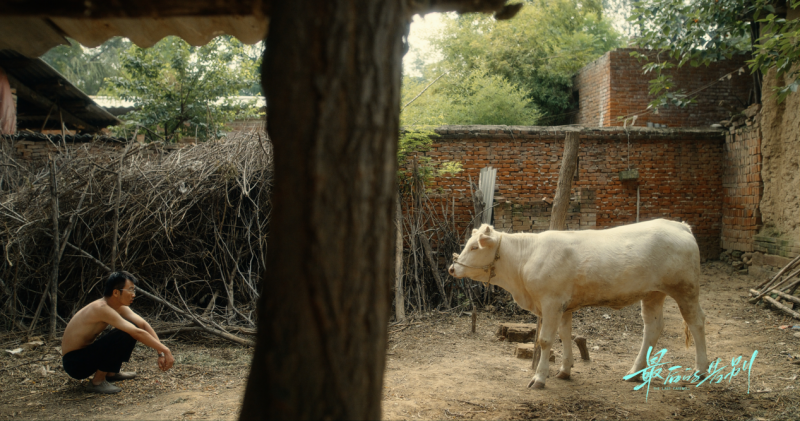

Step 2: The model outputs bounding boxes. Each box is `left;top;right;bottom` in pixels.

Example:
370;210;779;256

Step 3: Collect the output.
683;321;692;349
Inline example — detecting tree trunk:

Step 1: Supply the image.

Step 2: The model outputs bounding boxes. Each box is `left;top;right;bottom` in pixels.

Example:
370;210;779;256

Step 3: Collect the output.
239;1;406;419
537;131;579;368
549;131;580;231
395;192;406;321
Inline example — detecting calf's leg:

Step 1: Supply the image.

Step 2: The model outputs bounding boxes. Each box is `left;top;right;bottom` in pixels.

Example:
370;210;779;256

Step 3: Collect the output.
527;305;561;389
674;295;709;377
626;291;667;381
556;311;574;380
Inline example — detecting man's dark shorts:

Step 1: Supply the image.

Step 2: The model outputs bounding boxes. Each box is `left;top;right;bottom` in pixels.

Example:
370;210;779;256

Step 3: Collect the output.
62;325;137;379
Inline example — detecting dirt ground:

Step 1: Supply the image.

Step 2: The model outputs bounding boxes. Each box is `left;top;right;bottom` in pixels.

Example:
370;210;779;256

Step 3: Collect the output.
2;262;799;420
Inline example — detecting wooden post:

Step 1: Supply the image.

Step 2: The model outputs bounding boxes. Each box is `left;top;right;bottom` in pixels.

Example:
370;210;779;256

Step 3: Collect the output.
574;336;590;361
48;157;60;340
471;308;477;333
394;192;406;321
471;185;485;230
549;131;580;231
535;130;580;367
419;233;450;309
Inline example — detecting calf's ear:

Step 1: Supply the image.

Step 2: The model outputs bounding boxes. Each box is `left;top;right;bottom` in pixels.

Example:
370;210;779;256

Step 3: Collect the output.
478;234;494;248
472;228;478;236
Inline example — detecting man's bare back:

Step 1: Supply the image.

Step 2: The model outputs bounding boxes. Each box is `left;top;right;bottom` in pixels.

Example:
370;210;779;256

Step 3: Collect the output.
62;299;129;355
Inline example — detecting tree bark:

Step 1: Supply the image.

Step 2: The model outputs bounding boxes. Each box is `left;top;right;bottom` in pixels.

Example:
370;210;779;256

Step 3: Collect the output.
395;192;406;321
239;1;405;419
549;131;580;231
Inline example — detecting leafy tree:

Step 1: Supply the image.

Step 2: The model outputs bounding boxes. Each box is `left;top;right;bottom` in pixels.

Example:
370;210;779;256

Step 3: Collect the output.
400;69;540;126
750;0;800;100
397;128;462;187
429;0;623;123
104;36;259;142
41;37;129;95
630;0;800;106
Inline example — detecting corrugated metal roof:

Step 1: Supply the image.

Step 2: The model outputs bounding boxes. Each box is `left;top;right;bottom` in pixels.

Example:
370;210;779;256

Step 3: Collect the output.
0;49;120;132
0;16;268;58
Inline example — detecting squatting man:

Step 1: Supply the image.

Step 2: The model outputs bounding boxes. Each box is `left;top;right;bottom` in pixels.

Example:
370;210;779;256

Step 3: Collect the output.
61;271;175;393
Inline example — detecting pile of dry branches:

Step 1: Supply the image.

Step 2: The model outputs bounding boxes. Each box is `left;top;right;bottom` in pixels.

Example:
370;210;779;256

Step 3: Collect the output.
395;166;514;320
0;131;273;344
749;255;800;320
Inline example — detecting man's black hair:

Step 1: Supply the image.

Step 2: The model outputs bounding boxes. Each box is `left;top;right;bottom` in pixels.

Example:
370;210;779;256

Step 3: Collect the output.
103;271;138;297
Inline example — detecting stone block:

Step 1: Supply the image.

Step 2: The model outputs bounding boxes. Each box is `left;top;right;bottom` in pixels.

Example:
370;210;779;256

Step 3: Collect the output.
514;343;537;359
764;254;792;268
496;323;536;343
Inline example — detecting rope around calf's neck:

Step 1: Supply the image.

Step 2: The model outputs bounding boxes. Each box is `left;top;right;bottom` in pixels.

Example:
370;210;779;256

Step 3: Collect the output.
452;234;502;286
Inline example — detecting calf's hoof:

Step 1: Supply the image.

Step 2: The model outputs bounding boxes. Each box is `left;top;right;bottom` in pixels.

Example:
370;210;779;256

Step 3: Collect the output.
527;378;545;389
624;374;643;383
556;371;570;380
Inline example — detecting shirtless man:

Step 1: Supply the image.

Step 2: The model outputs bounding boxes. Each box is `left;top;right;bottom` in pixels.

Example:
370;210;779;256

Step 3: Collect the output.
62;271;175;394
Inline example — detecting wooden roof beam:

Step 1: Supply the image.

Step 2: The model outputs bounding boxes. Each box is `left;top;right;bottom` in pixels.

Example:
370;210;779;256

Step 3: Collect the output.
7;73;99;132
0;0;519;20
0;0;272;19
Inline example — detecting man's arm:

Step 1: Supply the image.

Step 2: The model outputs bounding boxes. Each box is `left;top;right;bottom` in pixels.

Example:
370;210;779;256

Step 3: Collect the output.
100;306;174;371
118;306;159;341
117;306;174;371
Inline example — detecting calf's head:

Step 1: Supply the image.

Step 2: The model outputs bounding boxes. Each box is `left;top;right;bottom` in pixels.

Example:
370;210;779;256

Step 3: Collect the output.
448;224;500;280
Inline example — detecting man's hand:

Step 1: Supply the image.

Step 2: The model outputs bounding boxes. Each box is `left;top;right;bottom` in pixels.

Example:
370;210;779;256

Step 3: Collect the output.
157;349;175;372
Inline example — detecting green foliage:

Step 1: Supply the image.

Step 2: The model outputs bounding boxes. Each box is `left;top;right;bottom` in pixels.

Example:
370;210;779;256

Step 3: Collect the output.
429;0;623;123
103;36;260;142
400;70;541;126
630;0;800;106
400;77;454;127
41;37;130;95
397;129;462;188
751;0;800;101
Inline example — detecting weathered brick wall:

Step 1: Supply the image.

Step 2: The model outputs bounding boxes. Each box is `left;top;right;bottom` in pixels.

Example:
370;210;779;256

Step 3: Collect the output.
573;49;754;128
4;137;184;163
417;125;726;258
721;123;763;252
572;53;610;127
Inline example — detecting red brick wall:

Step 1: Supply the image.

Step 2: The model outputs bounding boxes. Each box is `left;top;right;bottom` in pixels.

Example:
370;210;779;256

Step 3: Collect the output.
572;53;611;127
721;123;763;252
413;126;726;258
573;49;754;128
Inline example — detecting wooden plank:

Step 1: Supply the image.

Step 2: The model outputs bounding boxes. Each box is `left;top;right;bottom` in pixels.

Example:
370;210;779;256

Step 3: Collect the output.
480;166;497;225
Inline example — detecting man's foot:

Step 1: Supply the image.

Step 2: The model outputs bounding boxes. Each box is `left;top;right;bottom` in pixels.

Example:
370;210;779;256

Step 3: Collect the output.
85;380;121;394
106;371;137;382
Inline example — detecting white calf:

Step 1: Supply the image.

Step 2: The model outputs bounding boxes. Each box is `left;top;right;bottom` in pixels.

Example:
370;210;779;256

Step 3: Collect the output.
448;219;708;389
